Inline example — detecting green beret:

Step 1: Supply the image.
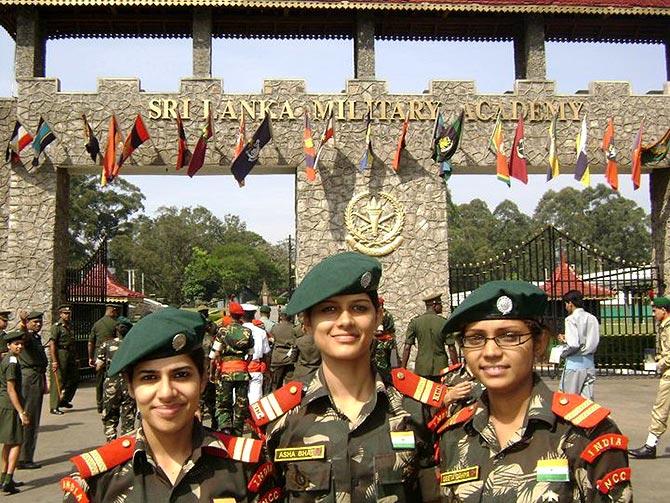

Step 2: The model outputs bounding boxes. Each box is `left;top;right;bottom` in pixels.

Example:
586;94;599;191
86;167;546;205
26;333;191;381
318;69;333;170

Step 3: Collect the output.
108;307;205;376
443;280;547;333
260;305;271;314
26;311;43;320
285;252;381;316
115;316;133;330
652;296;670;309
3;330;24;344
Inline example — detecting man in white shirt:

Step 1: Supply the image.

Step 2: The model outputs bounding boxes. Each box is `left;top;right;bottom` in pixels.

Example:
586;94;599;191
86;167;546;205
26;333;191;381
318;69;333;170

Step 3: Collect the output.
241;304;271;403
558;289;600;399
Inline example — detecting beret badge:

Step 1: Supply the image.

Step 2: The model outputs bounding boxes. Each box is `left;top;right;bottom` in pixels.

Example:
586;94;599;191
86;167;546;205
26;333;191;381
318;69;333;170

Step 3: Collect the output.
496;295;513;315
172;333;187;351
360;271;372;289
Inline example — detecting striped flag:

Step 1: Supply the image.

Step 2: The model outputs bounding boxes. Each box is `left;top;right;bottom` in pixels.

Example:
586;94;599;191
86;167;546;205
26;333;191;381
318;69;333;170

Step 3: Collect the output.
313;108;334;172
508;116;527;184
574;115;589;187
392;118;409;172
600;118;618;191
432;109;464;180
102;115;122;186
641;127;670;164
5;121;33;163
31;117;56;167
489;111;509;186
358;109;374;172
82;114;100;163
547;112;560;181
187;110;214;178
175;111;190;170
233;113;246;160
303;112;316;182
116;114;150;174
631;121;644;190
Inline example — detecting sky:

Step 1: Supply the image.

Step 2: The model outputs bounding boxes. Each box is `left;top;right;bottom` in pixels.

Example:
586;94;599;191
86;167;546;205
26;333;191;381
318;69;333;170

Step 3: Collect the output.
0;30;667;243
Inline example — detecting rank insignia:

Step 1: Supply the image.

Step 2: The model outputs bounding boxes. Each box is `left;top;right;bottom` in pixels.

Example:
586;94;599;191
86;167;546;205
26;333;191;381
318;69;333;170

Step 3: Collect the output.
596;467;631;494
249;381;303;426
552;392;610;428
274;444;325;462
580;433;628;463
440;466;479;486
392;368;447;407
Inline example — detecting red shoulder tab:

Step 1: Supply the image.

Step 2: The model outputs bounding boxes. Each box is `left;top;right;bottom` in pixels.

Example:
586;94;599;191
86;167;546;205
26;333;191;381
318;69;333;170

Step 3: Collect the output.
69;435;135;478
596;467;631;494
248;461;274;493
210;432;263;463
580;433;629;463
259;487;283;503
439;363;464;377
249;381;303;426
436;404;476;435
61;476;90;503
392;368;447;408
427;407;450;432
552;392;610;429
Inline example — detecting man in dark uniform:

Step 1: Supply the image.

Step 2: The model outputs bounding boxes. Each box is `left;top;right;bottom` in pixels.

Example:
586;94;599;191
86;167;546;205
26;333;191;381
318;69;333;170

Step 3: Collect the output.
401;293;458;381
47;303;79;414
88;304;119;413
18;311;48;469
269;309;298;390
292;325;321;379
0;309;13;358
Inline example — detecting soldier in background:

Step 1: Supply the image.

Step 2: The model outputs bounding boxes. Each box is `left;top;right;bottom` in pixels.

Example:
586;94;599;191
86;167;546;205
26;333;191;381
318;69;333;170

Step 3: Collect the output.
212;302;253;435
292;322;321;379
88;304;119;414
46;304;79;414
269;310;298;390
197;306;218;429
95;317;136;441
0;310;13;358
259;305;275;334
371;297;399;382
242;304;271;404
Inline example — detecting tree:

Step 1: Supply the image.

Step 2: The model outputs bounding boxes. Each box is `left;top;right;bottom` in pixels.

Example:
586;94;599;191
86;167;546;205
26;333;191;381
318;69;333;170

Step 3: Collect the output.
448;199;497;264
491;200;537;255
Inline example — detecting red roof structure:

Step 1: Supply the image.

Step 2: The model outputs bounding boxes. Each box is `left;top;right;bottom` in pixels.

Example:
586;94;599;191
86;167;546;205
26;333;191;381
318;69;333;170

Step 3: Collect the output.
68;264;143;302
542;260;614;300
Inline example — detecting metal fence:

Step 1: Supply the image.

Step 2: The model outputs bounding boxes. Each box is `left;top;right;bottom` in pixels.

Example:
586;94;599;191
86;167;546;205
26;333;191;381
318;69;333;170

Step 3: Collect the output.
449;226;658;376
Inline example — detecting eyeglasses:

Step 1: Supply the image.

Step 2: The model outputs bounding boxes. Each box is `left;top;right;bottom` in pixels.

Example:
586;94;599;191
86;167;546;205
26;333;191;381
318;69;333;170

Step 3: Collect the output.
461;331;533;349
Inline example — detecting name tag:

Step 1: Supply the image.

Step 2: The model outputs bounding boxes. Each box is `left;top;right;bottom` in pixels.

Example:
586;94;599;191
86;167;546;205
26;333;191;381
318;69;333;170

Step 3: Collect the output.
274;444;325;462
440;466;479;486
536;459;570;482
391;431;415;449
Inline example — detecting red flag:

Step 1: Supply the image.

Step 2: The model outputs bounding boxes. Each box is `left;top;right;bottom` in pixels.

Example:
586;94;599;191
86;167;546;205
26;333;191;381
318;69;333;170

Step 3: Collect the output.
631;122;643;190
313;108;335;172
102;115;121;186
175;111;189;170
392;118;409;172
303;112;316;182
508;116;527;184
600;118;618;191
187;111;213;177
116;114;150;176
233;113;246;160
5;121;33;163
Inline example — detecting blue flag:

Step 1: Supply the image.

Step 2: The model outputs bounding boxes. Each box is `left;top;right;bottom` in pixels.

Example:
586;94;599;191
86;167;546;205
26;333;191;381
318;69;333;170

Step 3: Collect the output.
231;113;273;186
32;117;56;166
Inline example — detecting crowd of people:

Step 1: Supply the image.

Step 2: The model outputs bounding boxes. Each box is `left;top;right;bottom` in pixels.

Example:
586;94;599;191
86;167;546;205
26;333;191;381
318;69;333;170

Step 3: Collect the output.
1;250;669;500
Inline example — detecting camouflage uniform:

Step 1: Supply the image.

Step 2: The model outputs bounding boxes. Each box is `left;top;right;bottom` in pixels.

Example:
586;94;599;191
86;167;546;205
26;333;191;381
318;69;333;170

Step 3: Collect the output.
96;337;136;441
214;322;253;434
199;328;218;429
62;423;263;502
438;375;632;503
372;308;398;382
269;320;298;390
265;369;439;502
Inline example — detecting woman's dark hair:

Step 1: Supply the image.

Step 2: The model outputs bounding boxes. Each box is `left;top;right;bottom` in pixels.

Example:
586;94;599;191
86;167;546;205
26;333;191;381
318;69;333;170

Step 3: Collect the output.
562;290;584;308
124;347;206;381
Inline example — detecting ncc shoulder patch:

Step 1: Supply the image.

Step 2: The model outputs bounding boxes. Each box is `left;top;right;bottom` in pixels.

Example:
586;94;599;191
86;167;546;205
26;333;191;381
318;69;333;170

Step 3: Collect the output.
436;404;476;435
247;461;274;493
210;431;263;463
596;467;631;494
61;476;90;503
259;487;283;503
392;368;447;408
69;435;135;478
552;392;610;429
249;381;303;426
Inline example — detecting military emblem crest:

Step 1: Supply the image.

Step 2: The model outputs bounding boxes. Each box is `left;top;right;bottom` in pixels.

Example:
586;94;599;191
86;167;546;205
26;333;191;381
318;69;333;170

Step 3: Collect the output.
345;191;405;257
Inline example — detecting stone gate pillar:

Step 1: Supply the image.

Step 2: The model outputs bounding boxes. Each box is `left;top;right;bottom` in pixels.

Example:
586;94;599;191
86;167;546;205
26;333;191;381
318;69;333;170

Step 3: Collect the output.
651;166;670;294
354;13;376;79
193;8;213;78
514;14;546;80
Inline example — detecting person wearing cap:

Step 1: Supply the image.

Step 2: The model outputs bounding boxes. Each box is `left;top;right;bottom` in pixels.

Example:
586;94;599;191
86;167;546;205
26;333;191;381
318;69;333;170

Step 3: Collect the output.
17;311;47;470
402;293;458;381
371;297;399;382
0;310;15;359
95;317;136;441
250;252;440;502
47;303;79;415
629;295;670;459
61;307;269;503
435;280;632;502
242;304;272;404
89;304;120;414
211;302;254;435
259;305;275;335
557;290;600;400
269;309;299;390
0;331;30;494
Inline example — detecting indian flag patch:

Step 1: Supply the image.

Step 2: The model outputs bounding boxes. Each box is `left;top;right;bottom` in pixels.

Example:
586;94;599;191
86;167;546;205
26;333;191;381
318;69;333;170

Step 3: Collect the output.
536;458;569;482
390;431;415;449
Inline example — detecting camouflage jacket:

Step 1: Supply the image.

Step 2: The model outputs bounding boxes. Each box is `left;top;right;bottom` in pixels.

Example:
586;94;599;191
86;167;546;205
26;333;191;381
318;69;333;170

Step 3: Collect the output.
438;375;632;503
265;368;439;502
62;422;261;503
215;322;253;381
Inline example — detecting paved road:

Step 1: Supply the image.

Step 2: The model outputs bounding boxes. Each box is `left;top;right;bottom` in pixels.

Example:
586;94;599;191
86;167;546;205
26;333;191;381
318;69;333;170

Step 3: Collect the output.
6;377;668;502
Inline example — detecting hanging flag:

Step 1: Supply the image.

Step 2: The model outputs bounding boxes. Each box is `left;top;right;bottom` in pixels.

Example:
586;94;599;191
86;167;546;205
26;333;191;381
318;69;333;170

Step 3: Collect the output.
574;115;589;187
489;111;509;186
392;118;409;172
313;108;335;172
600;118;618;191
187;111;214;178
641;127;670;165
433;109;464;180
5;121;33;163
508;116;527;184
116;114;150;175
102;115;122;186
546;112;560;181
358;109;374;172
303;112;317;182
82;114;100;163
175;111;190;170
631;121;644;190
231;113;273;186
31;117;57;167
233;113;246;160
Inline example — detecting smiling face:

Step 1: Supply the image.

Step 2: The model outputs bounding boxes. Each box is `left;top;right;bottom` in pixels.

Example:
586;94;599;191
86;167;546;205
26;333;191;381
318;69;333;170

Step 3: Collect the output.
7;339;23;355
128;354;205;438
303;293;381;365
461;318;546;397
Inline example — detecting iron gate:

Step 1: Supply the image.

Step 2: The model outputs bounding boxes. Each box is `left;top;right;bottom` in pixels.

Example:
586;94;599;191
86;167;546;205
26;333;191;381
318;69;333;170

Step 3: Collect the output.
65;239;108;379
448;226;658;376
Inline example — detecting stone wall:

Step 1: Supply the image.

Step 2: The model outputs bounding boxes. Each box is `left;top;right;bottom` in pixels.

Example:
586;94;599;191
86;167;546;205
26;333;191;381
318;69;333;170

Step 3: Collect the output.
0;99;16;274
